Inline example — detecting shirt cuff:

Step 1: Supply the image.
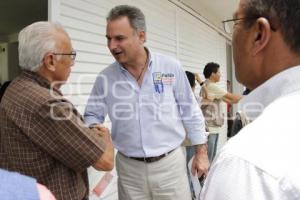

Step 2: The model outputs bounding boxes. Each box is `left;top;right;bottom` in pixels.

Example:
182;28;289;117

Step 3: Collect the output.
189;131;209;145
84;116;104;126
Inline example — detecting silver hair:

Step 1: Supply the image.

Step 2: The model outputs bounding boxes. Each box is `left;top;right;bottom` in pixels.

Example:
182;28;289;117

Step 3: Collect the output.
18;21;65;72
107;5;146;33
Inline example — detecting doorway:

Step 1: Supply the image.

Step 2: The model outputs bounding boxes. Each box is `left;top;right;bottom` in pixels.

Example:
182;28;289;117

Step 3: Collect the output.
0;0;47;84
0;43;8;84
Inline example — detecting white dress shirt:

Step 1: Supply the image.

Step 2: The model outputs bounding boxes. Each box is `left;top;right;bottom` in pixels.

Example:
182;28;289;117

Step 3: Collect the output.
201;66;300;200
84;49;207;157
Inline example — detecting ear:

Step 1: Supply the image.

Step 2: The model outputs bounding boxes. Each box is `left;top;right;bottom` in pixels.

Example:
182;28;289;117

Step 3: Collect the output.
43;53;56;72
209;73;216;81
252;17;272;56
138;30;146;43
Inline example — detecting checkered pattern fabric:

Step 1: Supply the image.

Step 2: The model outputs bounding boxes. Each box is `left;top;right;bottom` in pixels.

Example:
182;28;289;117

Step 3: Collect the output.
0;71;106;200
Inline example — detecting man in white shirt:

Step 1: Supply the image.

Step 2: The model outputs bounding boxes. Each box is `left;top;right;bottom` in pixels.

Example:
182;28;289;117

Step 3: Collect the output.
84;5;209;200
201;0;300;199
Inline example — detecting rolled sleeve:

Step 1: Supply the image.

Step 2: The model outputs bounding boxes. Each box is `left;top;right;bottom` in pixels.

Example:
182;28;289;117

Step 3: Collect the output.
188;131;209;145
174;62;208;145
84;74;107;125
84;115;105;126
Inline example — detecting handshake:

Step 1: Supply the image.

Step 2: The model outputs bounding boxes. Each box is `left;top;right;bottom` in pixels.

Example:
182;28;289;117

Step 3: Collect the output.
90;123;115;171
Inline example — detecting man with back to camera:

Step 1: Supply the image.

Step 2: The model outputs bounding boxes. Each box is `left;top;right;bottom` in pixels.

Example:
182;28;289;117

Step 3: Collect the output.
84;5;209;200
0;21;114;200
201;0;300;199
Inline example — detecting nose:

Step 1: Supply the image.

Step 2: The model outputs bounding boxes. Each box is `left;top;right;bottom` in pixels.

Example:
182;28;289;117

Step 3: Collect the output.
108;39;117;51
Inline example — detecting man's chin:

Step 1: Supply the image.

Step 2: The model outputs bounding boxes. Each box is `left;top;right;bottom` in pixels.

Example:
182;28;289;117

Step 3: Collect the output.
115;58;125;65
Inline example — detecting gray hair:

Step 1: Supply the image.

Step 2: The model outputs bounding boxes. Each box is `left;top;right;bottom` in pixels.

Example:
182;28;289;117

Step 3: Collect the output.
18;21;65;72
243;0;300;53
107;5;146;33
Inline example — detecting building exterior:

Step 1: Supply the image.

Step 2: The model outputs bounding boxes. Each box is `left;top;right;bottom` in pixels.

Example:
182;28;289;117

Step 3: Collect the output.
1;0;241;199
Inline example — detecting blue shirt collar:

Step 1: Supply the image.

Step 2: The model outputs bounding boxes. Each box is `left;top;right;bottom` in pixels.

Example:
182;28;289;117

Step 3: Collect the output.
117;47;153;73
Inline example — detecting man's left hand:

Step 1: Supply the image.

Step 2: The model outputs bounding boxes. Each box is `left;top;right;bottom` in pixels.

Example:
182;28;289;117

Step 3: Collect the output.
191;144;210;177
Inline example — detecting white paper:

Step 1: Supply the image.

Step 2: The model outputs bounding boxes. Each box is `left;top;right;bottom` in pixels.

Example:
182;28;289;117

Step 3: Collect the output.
188;156;202;200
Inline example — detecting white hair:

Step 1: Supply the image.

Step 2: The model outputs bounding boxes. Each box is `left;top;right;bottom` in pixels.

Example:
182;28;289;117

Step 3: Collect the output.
18;21;66;72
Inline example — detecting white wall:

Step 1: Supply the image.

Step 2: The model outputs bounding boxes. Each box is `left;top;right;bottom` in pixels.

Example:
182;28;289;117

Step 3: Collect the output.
50;0;230;199
181;0;224;29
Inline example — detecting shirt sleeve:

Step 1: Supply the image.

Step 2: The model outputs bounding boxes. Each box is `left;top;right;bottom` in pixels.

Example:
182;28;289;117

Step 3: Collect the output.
207;83;227;100
29;98;106;172
0;169;39;200
200;154;289;200
84;73;108;125
173;62;208;145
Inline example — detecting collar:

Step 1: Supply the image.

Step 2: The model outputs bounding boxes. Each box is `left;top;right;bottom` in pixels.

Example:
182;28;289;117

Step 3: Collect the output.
118;47;153;73
240;65;300;120
22;70;63;96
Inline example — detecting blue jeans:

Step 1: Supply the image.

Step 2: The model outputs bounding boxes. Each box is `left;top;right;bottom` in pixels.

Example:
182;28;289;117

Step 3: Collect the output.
207;133;219;162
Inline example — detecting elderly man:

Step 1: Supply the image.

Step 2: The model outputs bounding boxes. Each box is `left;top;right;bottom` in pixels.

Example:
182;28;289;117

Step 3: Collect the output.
84;5;209;200
0;22;114;200
201;0;300;199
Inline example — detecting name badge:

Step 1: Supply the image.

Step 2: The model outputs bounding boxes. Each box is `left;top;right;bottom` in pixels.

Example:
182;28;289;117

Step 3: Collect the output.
152;72;164;93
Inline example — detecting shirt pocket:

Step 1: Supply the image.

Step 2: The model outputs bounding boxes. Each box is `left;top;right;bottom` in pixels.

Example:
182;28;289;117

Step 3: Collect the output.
152;85;177;116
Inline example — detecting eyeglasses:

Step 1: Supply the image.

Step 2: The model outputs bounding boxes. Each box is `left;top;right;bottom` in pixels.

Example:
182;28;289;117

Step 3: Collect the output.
53;50;77;60
222;17;255;34
222;17;276;34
